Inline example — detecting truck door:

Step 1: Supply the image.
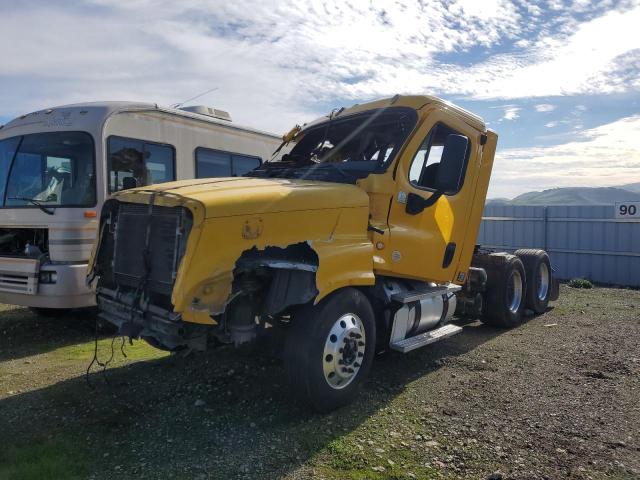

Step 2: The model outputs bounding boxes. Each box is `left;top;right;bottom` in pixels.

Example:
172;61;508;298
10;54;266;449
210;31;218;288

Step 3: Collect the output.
385;109;483;284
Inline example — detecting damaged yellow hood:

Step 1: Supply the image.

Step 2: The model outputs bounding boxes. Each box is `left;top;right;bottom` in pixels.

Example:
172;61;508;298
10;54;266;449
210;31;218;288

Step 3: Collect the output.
98;176;376;322
113;177;369;218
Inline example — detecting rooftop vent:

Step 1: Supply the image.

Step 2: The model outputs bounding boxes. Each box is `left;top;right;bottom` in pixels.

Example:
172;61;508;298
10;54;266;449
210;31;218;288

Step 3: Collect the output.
178;105;232;122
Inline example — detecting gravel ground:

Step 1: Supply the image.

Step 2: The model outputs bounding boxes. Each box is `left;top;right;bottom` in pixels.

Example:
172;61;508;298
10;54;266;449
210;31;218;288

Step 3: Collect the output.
0;285;639;480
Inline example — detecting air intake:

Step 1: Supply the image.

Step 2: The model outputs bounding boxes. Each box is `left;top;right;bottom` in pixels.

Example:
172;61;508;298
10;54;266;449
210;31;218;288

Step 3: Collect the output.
178;105;232;122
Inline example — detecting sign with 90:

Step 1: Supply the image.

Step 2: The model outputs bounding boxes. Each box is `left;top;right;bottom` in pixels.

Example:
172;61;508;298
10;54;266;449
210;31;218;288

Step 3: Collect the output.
615;202;640;220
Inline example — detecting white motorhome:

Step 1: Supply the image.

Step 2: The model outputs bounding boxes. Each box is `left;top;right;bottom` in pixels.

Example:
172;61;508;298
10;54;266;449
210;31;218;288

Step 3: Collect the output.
0;102;281;313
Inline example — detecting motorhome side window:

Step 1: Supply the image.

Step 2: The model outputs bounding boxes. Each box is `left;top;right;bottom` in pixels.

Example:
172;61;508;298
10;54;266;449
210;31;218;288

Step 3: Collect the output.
107;136;175;192
408;123;470;193
195;147;261;178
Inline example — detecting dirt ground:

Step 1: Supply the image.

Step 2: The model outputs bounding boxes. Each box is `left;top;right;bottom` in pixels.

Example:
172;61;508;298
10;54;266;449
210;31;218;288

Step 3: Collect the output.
0;285;639;480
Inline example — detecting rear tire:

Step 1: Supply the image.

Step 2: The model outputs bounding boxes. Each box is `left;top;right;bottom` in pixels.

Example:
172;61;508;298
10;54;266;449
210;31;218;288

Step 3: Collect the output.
283;288;376;412
515;249;551;314
474;253;527;328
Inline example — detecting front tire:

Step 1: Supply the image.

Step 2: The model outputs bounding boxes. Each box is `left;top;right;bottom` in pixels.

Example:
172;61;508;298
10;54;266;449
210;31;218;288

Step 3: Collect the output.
283;288;376;412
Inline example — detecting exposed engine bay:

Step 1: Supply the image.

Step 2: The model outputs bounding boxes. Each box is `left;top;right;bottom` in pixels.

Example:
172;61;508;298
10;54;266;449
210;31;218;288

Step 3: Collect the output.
0;228;48;258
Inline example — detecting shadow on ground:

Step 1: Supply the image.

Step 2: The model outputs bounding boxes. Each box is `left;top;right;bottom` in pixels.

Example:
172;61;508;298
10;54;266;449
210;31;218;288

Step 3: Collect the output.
0;306;105;362
0;318;509;479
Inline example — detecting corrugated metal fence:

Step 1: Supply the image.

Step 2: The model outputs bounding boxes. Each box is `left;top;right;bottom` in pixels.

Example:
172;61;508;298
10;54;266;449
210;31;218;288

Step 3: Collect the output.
478;205;640;287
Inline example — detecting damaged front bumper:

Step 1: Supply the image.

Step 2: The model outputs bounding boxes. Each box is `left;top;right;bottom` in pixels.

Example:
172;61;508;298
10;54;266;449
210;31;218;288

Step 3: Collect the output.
97;287;207;351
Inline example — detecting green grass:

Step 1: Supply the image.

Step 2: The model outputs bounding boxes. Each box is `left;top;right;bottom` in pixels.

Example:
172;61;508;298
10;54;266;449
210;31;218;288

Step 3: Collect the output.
0;437;88;480
51;337;169;363
311;428;440;480
325;437;367;470
568;278;594;289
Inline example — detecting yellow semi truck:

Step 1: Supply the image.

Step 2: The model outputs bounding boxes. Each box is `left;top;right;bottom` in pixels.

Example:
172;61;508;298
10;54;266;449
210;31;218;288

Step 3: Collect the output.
88;95;559;411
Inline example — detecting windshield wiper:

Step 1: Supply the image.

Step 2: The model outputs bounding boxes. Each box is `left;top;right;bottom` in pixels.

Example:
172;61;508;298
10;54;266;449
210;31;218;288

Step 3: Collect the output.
8;197;56;215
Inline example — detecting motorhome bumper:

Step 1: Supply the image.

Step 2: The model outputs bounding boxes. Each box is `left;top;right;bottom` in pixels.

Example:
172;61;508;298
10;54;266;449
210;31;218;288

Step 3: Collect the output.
0;261;95;308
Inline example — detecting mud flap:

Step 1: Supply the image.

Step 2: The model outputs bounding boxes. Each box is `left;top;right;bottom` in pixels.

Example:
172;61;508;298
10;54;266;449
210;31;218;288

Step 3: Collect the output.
550;275;560;301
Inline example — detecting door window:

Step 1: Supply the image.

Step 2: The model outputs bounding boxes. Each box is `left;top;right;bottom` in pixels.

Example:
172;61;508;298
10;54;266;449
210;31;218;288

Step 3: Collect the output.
408;123;469;194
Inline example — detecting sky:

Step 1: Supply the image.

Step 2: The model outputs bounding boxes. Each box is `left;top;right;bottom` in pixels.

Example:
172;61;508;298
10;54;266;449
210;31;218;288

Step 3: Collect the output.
0;0;639;198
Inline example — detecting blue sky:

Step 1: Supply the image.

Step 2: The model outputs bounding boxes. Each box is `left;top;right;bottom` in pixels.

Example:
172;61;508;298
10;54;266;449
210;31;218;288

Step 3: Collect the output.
1;0;639;198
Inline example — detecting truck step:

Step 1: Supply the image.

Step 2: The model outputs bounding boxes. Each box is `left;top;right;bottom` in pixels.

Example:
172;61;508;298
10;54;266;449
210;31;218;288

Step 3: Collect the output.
390;324;463;353
391;284;461;304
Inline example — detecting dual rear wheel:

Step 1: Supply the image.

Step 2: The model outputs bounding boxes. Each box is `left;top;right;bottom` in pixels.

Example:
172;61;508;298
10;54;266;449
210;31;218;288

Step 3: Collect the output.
515;249;553;314
475;249;552;328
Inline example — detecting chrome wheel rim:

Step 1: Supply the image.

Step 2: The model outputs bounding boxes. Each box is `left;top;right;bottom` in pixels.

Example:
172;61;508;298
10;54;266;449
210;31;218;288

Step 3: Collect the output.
507;270;523;314
322;313;365;390
537;263;550;301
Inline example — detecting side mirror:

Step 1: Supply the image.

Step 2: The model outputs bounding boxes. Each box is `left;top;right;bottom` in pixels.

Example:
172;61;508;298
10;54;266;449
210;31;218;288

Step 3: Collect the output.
406;191;438;215
434;134;468;194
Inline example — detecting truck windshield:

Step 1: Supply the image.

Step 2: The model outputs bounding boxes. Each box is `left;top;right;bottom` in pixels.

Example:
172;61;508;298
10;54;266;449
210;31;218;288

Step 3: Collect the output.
249;107;417;183
0;132;96;208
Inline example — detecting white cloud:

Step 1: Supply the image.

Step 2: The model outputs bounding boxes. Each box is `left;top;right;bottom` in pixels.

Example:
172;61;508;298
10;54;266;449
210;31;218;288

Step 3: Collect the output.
0;0;525;131
489;115;640;198
449;5;640;99
535;104;556;112
502;106;521;121
0;1;638;133
548;0;564;10
544;121;557;128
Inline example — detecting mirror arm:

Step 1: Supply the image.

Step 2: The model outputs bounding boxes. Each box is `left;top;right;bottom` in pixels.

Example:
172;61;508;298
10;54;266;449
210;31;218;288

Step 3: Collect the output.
421;191;442;208
405;191;443;215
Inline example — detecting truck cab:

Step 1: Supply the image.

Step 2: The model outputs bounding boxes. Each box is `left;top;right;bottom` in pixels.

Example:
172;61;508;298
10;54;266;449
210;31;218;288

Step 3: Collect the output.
89;95;558;411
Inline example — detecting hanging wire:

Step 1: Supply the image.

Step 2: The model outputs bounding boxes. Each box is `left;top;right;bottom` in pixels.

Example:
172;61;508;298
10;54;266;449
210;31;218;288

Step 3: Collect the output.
85;315;107;388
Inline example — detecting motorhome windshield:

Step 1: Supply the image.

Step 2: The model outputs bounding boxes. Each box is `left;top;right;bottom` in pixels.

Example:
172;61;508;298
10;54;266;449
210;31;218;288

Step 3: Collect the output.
0;131;96;209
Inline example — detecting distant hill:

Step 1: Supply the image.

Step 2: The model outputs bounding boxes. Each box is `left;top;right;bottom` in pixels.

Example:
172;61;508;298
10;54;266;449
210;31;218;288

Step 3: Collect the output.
487;186;640;206
621;182;640;194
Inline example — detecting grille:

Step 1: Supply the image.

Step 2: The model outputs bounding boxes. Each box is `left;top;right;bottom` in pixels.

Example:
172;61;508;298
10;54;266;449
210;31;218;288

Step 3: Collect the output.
113;203;192;295
0;257;40;295
0;272;37;294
